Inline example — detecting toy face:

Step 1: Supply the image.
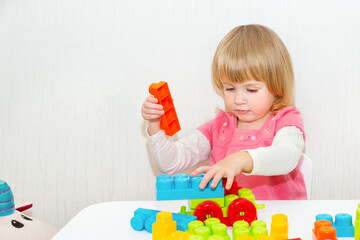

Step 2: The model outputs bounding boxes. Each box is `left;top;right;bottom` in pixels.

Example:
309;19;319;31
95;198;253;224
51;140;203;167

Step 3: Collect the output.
0;211;58;240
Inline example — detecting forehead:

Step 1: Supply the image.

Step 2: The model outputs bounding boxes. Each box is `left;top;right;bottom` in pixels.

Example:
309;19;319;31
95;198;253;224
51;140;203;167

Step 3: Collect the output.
221;80;265;87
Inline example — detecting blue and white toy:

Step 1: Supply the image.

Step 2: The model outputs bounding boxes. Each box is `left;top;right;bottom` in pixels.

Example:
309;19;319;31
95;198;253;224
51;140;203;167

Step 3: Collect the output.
0;180;58;240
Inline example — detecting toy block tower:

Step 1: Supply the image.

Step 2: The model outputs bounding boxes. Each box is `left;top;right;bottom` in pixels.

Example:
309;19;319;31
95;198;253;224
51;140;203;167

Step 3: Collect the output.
149;81;181;136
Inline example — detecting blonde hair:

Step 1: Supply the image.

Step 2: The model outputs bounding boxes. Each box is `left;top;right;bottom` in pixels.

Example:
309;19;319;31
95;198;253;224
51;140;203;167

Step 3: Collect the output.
212;24;294;113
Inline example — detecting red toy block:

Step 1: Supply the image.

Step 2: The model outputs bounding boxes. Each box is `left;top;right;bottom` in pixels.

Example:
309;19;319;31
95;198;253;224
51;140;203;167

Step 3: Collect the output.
149;81;181;136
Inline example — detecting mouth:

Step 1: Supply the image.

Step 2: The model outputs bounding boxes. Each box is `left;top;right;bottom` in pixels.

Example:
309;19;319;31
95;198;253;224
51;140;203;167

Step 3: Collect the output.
236;110;250;114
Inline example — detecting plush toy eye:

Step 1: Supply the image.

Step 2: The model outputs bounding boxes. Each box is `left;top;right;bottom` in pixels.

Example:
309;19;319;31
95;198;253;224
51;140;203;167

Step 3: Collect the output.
11;220;24;228
21;214;33;221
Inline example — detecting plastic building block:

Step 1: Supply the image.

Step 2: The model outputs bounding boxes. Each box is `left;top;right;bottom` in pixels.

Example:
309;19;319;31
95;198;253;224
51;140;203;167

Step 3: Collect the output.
156;174;224;201
251;220;268;239
316;213;354;237
185;187;258;227
232;220;268;240
233;221;250;239
188;219;230;240
313;220;336;240
130;208;196;233
149;81;181;136
227;198;257;226
270;214;288;240
355;203;360;240
152;211;176;240
257;237;275;240
0;180;15;217
238;188;265;210
163;230;194;240
237;236;254;240
194;201;224;223
188;236;206;240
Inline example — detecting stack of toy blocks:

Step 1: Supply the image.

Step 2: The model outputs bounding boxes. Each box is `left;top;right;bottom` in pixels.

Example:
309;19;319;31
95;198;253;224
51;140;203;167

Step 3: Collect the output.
315;213;354;238
156;174;224;201
187;218;230;240
130;208;196;233
149;81;181;136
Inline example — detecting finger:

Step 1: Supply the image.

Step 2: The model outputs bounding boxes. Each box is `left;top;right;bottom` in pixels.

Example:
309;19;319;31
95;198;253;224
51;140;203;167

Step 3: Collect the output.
210;172;224;188
142;107;164;117
191;166;210;177
199;170;216;189
142;102;164;115
225;173;234;190
143;100;163;111
146;95;159;103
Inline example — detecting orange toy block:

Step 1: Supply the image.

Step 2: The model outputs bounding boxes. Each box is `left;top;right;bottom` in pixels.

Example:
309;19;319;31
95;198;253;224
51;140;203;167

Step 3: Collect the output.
149;81;181;136
312;220;337;240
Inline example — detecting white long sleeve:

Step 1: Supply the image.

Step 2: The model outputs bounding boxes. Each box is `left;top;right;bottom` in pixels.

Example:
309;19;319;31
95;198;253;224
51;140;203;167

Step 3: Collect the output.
247;126;305;175
147;126;304;175
147;130;211;174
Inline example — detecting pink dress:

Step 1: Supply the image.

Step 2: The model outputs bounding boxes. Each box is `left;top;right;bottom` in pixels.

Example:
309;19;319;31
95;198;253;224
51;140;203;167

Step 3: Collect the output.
197;106;307;200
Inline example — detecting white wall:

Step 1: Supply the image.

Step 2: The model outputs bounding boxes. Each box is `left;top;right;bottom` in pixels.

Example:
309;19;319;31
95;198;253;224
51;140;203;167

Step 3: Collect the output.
0;0;359;229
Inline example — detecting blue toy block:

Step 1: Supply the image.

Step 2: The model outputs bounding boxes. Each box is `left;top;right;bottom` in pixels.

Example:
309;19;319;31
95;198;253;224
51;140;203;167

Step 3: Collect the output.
156;173;224;201
130;208;197;233
316;213;354;237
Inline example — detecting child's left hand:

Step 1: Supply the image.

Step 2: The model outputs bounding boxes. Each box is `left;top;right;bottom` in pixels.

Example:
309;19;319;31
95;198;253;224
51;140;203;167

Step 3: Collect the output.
191;151;253;190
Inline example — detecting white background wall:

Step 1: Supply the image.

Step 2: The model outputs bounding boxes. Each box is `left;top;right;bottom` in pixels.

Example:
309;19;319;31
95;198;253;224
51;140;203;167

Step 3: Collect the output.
0;0;359;229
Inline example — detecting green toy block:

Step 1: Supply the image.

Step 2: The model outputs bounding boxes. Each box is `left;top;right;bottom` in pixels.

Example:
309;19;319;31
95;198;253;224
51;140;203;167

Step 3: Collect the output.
188;236;205;240
205;218;221;234
179;206;192;215
224;194;238;207
232;220;269;239
190;198;225;210
208;236;225;240
233;221;250;240
211;223;230;240
188;220;229;240
355;203;360;240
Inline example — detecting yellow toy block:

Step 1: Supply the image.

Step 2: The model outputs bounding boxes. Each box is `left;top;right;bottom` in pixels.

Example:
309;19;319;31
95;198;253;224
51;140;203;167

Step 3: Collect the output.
162;230;194;240
269;214;288;240
355;203;360;240
152;211;176;240
237;236;254;240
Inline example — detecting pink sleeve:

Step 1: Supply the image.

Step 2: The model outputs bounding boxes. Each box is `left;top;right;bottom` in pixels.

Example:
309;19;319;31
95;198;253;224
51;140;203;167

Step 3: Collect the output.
275;107;306;141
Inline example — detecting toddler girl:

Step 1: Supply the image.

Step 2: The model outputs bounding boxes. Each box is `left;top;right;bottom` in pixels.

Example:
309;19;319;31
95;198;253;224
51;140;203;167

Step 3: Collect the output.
141;24;306;200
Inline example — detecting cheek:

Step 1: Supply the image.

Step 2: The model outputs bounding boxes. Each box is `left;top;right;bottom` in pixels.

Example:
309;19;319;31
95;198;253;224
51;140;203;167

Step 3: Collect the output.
223;95;232;107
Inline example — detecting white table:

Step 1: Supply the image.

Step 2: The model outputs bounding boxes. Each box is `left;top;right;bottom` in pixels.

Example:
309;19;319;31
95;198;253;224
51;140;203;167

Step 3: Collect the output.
52;200;359;239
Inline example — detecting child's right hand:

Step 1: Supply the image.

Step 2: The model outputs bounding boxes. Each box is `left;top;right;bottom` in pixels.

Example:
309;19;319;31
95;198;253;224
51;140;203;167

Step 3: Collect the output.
141;95;164;135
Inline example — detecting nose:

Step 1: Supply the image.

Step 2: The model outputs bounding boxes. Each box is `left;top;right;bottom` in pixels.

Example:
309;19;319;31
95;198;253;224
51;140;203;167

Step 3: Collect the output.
235;92;246;105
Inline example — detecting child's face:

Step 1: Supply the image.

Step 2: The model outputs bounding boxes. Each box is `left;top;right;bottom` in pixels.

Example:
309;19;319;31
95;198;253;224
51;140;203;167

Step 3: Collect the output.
222;80;275;129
